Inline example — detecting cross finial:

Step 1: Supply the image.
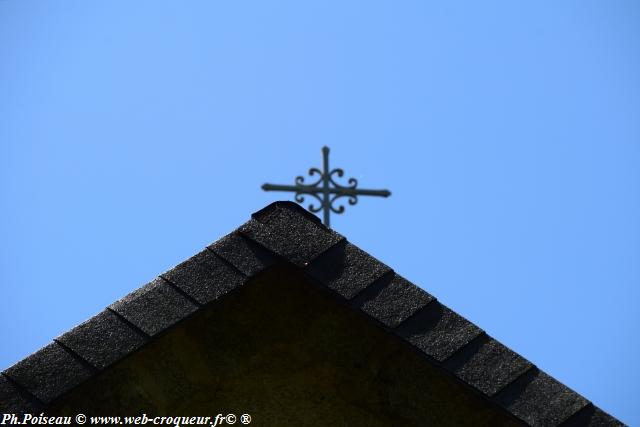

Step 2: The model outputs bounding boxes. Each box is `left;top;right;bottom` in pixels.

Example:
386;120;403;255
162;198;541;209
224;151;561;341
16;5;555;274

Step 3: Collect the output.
262;146;391;227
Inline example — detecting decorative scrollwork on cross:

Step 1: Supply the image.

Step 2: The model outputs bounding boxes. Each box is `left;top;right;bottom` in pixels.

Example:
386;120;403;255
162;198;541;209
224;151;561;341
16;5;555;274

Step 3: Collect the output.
262;146;391;227
294;191;323;213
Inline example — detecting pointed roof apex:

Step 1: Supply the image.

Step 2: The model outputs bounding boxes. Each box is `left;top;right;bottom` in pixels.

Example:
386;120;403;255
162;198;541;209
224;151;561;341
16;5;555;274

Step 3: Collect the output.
0;202;623;426
252;200;324;226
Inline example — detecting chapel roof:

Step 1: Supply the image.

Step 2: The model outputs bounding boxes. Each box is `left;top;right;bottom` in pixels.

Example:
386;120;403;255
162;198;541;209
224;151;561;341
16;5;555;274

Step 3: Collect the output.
0;202;623;426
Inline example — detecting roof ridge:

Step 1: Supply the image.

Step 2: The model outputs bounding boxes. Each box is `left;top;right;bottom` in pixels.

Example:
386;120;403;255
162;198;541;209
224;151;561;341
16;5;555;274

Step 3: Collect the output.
0;201;625;425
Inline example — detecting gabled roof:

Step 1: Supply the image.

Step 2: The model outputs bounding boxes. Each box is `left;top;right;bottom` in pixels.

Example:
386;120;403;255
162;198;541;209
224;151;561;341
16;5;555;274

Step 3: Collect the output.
0;202;623;426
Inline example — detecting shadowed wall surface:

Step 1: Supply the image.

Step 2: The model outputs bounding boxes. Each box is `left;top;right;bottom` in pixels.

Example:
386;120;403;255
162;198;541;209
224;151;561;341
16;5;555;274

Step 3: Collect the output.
48;264;519;426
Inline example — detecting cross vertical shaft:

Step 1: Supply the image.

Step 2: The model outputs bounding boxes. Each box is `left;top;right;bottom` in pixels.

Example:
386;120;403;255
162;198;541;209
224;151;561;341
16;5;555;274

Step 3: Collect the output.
322;146;330;226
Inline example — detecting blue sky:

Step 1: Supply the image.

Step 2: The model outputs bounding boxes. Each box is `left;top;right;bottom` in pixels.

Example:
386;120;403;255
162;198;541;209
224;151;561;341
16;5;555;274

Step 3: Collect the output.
1;1;638;423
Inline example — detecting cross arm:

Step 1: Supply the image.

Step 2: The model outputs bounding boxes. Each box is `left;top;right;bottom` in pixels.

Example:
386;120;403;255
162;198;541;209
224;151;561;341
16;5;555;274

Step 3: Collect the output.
261;183;391;197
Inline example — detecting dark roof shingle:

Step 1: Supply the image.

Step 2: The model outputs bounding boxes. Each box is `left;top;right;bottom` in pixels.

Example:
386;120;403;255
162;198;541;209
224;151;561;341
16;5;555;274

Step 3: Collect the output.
4;343;94;404
493;369;589;426
57;309;147;370
305;240;391;299
355;272;435;329
0;375;42;413
443;334;532;397
240;204;343;267
395;302;484;362
108;278;199;336
209;232;277;276
161;249;245;305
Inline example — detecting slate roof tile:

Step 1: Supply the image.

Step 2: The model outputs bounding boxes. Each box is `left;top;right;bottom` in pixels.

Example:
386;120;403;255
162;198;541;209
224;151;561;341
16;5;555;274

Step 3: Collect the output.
561;405;626;427
57;309;147;370
395;301;484;362
305;241;391;300
162;249;245;305
3;343;94;404
0;374;42;413
209;232;277;276
493;369;589;426
443;334;533;397
240;204;343;267
109;278;199;336
252;200;323;226
355;273;435;328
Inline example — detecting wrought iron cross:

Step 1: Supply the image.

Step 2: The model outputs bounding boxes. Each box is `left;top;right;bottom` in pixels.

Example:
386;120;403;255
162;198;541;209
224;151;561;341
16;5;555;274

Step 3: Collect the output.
262;146;391;227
